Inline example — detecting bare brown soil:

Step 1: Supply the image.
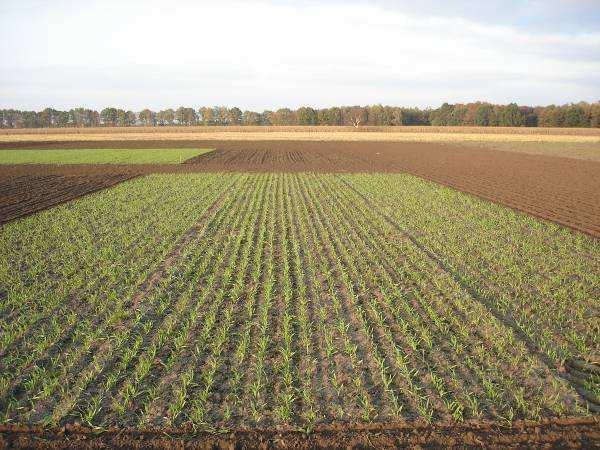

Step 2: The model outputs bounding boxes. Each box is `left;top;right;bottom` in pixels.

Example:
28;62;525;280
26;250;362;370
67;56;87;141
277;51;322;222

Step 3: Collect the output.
462;140;600;162
0;171;138;225
5;139;600;237
1;140;600;237
1;417;599;449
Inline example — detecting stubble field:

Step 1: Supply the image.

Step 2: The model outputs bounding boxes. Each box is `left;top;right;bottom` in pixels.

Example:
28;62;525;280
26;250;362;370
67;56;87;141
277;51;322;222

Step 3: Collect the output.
0;133;599;448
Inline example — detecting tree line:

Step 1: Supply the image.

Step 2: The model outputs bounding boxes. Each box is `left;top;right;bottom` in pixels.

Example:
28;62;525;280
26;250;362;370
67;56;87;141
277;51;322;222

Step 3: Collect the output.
1;102;599;128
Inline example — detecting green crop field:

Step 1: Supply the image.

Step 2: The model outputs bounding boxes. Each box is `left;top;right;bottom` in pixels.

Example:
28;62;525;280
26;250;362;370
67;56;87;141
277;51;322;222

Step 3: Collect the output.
1;173;598;429
0;148;213;164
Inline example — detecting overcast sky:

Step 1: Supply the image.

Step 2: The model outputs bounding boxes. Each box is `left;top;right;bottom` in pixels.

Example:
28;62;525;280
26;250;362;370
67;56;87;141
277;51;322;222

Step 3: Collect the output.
1;0;599;111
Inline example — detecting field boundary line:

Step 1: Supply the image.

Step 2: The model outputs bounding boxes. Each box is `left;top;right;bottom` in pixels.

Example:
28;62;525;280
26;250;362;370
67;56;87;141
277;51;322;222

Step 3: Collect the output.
0;416;598;448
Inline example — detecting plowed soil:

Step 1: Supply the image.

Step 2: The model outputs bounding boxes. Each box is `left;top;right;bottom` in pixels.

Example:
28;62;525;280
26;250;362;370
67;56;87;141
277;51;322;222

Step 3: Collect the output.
0;171;138;225
2;140;599;237
1;418;599;449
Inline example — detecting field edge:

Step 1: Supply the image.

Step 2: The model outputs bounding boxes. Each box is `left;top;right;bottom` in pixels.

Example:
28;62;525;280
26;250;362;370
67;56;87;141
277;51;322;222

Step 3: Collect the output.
1;417;599;449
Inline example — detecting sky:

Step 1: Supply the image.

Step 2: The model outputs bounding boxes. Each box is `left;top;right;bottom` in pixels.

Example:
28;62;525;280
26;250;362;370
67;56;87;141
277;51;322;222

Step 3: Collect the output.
1;0;599;111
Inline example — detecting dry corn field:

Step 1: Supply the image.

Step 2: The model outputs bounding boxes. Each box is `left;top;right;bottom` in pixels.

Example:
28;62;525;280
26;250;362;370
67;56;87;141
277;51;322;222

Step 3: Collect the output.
2;126;600;146
2;132;600;145
0;138;599;448
3;125;600;135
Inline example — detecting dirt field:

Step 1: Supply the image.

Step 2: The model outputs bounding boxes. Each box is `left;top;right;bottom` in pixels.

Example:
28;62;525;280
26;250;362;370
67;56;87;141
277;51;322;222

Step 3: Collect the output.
2;140;599;237
0;171;137;225
1;417;599;449
463;141;600;162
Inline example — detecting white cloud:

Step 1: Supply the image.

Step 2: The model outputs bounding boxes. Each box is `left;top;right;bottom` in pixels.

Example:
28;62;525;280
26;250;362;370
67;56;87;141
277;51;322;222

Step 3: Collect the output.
1;0;599;110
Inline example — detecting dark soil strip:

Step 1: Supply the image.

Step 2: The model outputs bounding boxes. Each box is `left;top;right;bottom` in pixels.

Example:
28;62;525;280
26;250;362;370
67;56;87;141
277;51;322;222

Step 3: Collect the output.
1;417;598;449
0;172;138;225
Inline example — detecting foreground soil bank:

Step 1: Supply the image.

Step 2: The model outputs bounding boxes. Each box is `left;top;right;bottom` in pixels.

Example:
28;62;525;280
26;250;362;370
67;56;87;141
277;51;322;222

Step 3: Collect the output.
1;140;599;237
1;417;599;449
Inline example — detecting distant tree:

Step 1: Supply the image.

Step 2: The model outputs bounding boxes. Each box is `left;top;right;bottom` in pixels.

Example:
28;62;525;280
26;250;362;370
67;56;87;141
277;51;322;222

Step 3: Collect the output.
590;103;600;127
400;108;427;125
39;108;59;127
126;111;137;126
175;106;186;125
116;109;129;126
430;103;453;126
346;106;368;127
498;103;524;126
56;110;70;127
537;105;557;127
163;109;175;125
228;107;243;125
462;103;479;126
198;107;213;125
315;107;345;125
261;110;274;125
368;104;390;125
450;104;469;126
272;108;295;125
21;111;40;128
175;107;197;125
4;101;600;129
91;110;101;127
213;106;229;125
70;108;99;127
100;107;118;126
297;106;318;125
550;106;566;127
3;110;21;128
564;104;587;127
327;107;343;125
139;109;156;126
156;109;169;125
69;108;84;127
242;110;261;125
519;106;538;127
317;108;330;125
391;107;403;125
474;104;493;126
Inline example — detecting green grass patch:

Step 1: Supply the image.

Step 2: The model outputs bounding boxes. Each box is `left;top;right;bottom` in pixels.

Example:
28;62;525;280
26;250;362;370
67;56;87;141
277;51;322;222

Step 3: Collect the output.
0;148;213;164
